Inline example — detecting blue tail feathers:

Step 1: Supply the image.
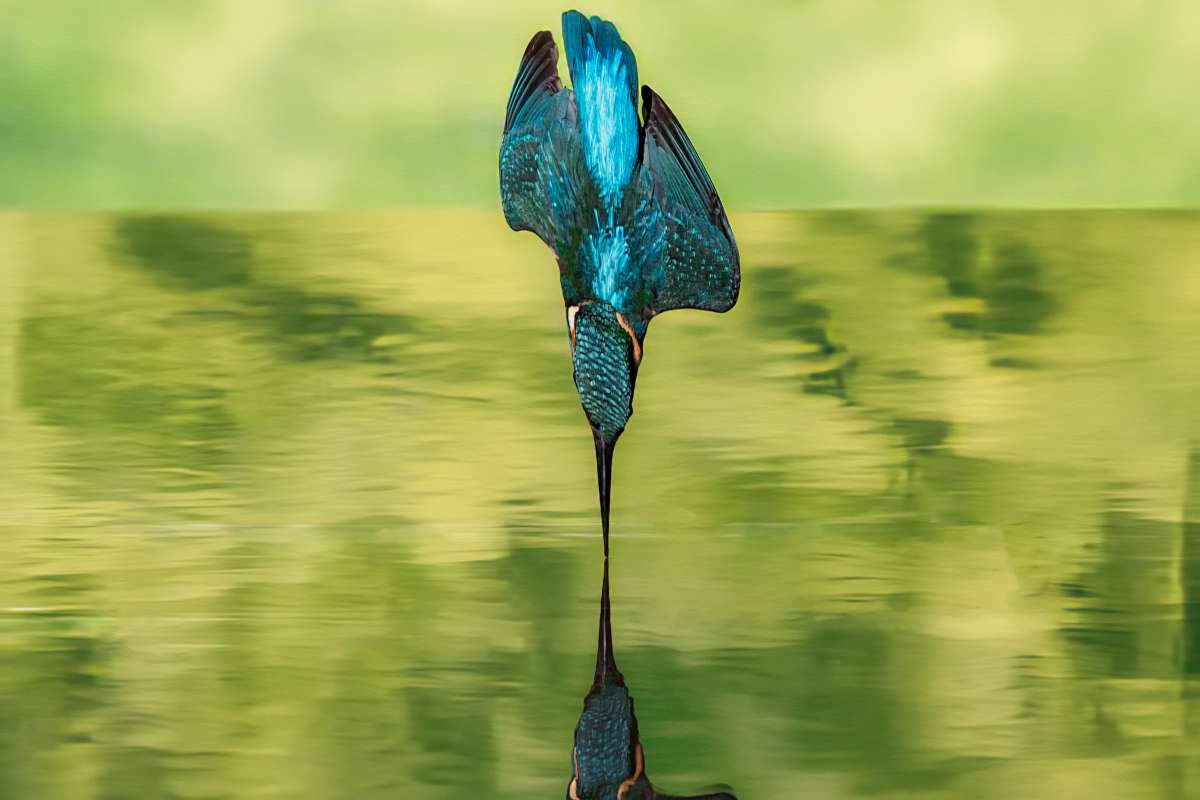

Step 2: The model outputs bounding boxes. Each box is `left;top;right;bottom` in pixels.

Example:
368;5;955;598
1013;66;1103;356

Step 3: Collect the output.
561;10;641;206
562;11;638;106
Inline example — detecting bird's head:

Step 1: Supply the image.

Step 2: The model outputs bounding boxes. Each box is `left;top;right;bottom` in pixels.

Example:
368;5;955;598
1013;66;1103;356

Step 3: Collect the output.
567;681;650;800
566;559;647;800
565;650;734;800
567;302;642;446
566;563;739;800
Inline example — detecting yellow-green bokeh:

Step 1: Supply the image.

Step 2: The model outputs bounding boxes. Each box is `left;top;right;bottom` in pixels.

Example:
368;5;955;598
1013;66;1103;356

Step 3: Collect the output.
5;1;1200;209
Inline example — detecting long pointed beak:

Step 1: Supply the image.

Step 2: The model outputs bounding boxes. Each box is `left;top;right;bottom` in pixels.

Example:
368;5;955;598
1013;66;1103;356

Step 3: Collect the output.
594;433;615;557
593;557;623;690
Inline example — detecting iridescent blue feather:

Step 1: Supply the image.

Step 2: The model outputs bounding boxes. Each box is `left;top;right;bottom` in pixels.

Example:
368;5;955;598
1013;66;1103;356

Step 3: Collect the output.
562;11;640;209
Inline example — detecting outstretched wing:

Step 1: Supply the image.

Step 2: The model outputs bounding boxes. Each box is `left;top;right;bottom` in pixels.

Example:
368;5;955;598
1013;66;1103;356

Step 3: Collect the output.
500;31;593;264
633;86;740;316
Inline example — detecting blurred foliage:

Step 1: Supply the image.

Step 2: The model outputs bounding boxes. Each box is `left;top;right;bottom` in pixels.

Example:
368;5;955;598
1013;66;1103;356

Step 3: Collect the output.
3;1;1200;209
1;211;1200;795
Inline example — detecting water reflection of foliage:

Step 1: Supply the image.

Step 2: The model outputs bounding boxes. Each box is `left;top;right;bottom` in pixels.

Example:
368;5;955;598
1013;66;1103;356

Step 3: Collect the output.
749;266;854;399
915;213;1058;339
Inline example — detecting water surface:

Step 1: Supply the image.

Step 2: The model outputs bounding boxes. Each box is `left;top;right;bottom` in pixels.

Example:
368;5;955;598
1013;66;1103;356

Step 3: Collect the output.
2;211;1200;798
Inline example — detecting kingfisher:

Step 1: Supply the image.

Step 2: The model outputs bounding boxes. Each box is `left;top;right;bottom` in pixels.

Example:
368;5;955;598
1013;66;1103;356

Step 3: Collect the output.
500;11;740;555
568;559;737;800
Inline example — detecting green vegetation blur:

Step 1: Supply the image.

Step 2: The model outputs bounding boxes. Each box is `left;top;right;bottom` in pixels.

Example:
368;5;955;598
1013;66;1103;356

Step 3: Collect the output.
4;1;1200;209
3;210;1200;796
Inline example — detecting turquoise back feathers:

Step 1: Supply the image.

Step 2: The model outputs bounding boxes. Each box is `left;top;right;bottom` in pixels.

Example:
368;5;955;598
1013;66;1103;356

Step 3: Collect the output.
562;11;640;209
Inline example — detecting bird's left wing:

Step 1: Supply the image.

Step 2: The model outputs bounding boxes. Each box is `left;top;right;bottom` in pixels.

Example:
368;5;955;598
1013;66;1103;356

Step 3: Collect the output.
628;86;740;317
500;31;594;264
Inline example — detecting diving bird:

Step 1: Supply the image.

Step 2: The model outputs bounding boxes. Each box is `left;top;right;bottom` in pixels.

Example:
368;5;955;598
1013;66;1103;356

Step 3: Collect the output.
568;560;737;800
500;11;740;555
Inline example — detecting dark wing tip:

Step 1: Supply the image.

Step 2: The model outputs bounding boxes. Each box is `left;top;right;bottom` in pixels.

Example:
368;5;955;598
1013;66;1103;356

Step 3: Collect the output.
505;30;562;132
640;86;736;252
637;85;740;315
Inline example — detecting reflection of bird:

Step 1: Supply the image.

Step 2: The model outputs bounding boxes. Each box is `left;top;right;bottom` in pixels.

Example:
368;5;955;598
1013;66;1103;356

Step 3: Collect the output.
569;560;736;800
500;11;740;555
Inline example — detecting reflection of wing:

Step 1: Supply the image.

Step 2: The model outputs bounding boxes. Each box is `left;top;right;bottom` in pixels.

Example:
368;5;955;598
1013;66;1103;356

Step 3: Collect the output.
499;31;594;265
635;86;740;316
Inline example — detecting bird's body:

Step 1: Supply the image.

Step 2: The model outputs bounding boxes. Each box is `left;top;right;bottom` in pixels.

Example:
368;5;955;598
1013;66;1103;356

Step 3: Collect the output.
502;15;740;795
500;10;740;555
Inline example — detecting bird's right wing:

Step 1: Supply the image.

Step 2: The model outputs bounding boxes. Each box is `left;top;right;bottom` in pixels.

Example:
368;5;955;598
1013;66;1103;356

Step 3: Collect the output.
500;31;595;265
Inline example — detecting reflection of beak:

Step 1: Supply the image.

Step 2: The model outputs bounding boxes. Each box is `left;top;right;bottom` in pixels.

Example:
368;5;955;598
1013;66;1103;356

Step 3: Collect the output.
592;557;623;691
594;432;615;557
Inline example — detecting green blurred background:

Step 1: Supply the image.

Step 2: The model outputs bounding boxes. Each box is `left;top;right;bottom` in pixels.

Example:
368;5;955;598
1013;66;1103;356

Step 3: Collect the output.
5;0;1200;210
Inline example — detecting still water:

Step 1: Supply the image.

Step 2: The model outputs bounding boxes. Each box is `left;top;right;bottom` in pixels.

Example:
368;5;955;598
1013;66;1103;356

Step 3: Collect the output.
2;211;1200;798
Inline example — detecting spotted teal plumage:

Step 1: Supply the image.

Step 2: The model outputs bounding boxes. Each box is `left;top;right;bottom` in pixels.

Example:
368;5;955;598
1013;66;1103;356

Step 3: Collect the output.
499;10;739;554
571;302;635;443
